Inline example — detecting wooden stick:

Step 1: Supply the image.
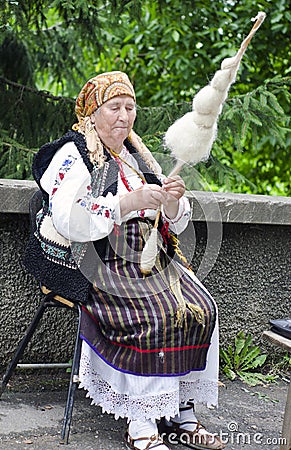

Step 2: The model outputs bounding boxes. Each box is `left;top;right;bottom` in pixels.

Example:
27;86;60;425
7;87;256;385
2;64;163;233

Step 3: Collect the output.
233;12;266;65
168;159;185;178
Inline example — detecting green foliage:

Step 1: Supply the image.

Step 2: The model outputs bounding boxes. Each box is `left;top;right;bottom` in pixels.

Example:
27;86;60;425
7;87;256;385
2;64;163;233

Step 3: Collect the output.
0;0;290;194
0;77;75;179
0;78;75;145
220;331;277;386
0;32;34;86
139;76;291;195
0;133;36;180
0;75;290;195
241;387;280;403
264;351;291;379
207;77;291;195
1;0;290;100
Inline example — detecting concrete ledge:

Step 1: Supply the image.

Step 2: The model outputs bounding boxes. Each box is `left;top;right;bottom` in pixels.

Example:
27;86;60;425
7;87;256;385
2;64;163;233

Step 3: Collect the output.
0;179;38;214
0;178;290;225
188;190;291;225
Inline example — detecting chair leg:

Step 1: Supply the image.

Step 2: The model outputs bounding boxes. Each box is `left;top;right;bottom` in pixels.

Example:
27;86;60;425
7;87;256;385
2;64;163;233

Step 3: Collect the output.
280;377;291;450
0;296;48;396
61;304;82;444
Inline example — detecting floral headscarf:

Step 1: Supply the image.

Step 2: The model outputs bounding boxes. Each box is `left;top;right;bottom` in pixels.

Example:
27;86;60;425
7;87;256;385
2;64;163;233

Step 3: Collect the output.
74;71;136;123
72;71;160;174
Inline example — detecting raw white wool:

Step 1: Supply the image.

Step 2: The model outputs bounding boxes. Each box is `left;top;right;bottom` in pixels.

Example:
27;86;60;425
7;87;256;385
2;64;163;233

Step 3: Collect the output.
192;85;226;116
220;55;239;70
164;112;216;165
140;227;158;275
192;110;219;128
210;69;234;92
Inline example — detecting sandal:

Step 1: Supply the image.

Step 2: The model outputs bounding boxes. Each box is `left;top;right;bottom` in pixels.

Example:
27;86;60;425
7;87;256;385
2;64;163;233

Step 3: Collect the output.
160;419;225;449
124;431;171;450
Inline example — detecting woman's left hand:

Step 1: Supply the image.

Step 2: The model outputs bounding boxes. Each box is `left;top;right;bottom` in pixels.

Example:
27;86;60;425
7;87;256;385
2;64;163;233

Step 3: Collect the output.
162;175;185;201
162;175;185;219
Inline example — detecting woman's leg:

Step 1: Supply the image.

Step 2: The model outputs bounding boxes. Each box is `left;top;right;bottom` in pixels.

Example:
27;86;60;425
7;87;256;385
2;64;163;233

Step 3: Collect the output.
167;400;198;430
162;400;225;449
125;419;170;450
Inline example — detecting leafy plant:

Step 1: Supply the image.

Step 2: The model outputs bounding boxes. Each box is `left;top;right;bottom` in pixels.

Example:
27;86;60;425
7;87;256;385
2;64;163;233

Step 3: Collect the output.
265;351;291;379
220;331;277;386
241;387;279;403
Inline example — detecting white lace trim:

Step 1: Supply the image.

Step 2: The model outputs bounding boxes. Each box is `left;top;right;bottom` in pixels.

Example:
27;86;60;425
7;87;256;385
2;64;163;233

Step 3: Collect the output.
179;379;218;406
79;288;220;422
79;348;218;422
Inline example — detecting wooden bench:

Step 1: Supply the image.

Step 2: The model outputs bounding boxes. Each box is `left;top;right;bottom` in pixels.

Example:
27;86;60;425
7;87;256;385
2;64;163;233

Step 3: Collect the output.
262;330;291;450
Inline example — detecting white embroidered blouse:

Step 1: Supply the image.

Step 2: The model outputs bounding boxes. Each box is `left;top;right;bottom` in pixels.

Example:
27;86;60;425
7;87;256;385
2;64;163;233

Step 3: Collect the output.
40;141;191;242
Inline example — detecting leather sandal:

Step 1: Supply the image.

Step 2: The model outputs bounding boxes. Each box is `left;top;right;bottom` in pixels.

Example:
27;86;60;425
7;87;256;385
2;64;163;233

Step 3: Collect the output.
124;431;170;449
161;420;225;449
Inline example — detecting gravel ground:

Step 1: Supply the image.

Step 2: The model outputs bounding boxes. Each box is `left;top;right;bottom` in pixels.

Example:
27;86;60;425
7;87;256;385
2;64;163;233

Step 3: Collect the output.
0;371;289;450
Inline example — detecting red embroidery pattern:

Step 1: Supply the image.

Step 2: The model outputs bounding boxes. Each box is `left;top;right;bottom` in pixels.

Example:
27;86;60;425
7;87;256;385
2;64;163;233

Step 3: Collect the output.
110;150;146;217
77;189;115;220
49;155;77;209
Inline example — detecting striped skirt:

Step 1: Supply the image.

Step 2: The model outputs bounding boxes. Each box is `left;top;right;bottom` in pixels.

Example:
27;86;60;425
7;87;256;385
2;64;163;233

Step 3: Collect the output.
80;219;216;376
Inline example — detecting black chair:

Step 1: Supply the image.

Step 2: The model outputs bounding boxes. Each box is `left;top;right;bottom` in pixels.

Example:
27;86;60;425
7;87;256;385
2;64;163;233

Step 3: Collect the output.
0;190;82;444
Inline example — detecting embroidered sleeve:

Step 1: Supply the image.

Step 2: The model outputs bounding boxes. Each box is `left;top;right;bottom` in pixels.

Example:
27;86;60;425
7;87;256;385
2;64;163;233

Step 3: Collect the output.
161;196;191;235
40;142;121;242
50;155;78;203
76;185;116;220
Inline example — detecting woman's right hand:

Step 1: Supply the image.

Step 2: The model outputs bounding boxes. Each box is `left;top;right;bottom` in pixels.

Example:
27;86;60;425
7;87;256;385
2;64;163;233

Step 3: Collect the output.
120;184;167;217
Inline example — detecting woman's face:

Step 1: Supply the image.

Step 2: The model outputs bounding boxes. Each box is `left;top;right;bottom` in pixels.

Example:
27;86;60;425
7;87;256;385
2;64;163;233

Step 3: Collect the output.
91;95;136;152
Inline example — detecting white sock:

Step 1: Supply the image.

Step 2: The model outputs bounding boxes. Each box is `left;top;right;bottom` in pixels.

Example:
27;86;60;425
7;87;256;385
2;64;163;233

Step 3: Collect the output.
128;419;168;450
166;402;199;432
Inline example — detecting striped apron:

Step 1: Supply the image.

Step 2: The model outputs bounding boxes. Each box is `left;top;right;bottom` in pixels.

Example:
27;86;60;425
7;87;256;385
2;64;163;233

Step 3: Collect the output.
80;219;216;376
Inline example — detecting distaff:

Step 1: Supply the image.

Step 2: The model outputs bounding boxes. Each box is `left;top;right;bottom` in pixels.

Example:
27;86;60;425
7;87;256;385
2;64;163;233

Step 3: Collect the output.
140;11;267;275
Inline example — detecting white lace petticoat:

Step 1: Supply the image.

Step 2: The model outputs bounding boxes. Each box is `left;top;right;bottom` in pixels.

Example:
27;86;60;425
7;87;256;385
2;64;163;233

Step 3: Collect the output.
78;318;219;422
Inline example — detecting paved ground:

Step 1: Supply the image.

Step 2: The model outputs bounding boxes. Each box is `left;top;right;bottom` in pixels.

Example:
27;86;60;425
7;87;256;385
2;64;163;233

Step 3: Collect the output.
0;371;289;450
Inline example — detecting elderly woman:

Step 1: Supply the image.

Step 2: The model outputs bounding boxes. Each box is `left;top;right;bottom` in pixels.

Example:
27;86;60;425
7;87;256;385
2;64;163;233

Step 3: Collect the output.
26;71;224;450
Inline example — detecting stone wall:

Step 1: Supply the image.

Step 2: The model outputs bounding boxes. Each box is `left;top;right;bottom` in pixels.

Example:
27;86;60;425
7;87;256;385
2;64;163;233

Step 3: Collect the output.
0;179;290;369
